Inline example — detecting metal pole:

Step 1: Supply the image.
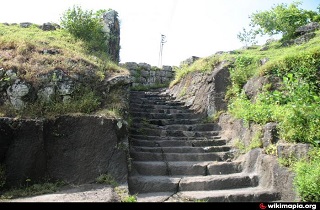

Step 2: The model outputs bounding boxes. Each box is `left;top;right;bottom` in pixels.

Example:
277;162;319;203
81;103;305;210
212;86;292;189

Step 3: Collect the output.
158;34;166;68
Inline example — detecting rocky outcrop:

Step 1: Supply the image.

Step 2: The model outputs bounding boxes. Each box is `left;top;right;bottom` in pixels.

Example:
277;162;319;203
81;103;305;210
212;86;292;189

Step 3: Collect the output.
102;10;121;63
0;67;131;111
0;115;129;187
167;60;231;117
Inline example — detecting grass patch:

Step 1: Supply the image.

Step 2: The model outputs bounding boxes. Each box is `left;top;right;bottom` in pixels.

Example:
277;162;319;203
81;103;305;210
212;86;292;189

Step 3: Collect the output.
0;180;65;200
95;174;118;187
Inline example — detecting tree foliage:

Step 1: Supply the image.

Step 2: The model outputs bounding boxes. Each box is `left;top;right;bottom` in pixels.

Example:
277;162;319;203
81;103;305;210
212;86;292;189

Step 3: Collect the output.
60;5;108;52
238;1;320;44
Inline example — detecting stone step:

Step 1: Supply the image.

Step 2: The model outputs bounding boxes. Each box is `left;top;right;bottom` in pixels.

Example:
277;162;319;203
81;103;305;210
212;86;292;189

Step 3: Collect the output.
129;104;191;111
131;145;232;153
135;189;281;202
130;91;171;98
170;187;281;202
164;123;220;131
130;129;220;137
129;112;202;120
130;139;227;147
132;161;242;176
132;118;204;126
130;101;185;106
178;173;259;191
130;151;232;161
128;176;181;194
130;123;219;132
129;135;222;141
128;174;259;194
129;108;193;114
129;97;173;103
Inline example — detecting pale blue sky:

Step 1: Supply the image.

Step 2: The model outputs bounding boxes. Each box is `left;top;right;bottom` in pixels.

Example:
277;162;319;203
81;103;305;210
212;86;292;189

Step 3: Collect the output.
0;0;319;66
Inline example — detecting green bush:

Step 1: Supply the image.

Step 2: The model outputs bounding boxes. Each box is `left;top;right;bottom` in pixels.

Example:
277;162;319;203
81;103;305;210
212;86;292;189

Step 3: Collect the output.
293;147;320;202
60;5;108;52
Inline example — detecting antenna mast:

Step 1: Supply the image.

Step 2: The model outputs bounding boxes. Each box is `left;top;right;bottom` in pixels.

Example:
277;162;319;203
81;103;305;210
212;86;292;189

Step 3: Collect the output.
158;34;167;68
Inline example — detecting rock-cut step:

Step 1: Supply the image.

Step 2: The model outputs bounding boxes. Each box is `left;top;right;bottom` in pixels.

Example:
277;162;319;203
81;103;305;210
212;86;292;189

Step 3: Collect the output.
128;173;260;194
131;161;243;176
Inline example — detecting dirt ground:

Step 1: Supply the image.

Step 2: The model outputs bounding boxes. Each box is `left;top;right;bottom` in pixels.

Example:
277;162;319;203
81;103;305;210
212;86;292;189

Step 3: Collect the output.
0;183;128;203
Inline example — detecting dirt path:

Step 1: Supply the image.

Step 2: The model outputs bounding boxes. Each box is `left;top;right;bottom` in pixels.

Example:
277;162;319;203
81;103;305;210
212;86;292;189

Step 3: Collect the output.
1;184;127;202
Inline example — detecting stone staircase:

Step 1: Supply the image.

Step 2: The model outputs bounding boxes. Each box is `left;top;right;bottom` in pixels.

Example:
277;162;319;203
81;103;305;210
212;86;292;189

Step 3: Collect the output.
128;88;281;202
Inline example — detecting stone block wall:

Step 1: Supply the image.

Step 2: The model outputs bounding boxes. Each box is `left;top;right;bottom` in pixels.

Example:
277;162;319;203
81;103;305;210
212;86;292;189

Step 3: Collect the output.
120;62;174;87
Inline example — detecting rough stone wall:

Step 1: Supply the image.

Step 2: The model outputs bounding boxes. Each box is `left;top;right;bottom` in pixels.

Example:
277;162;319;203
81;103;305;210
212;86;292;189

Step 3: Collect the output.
102;10;121;63
167;60;231;117
0;67;131;111
0;116;129;187
120;62;174;87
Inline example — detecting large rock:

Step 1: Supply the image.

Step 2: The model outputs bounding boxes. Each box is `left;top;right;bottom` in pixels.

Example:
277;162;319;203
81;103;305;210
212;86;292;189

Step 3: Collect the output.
0;115;129;187
44;115;128;184
168;60;231;117
0;118;46;186
6;80;32;109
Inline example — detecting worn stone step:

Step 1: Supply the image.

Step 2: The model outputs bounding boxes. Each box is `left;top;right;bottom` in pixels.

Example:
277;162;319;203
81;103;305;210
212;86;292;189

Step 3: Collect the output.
172;187;281;202
129;174;259;194
130;101;185;106
130;123;220;132
130;139;227;147
130;151;231;161
178;173;259;191
132;118;204;126
130;128;220;137
132;161;242;176
129;112;202;120
128;176;181;194
131;145;231;153
130;108;193;114
129;97;173;103
130;103;190;110
129;134;222;141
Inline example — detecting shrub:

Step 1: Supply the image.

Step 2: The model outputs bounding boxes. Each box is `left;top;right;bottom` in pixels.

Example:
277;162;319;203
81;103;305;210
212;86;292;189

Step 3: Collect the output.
293;147;320;202
60;5;108;52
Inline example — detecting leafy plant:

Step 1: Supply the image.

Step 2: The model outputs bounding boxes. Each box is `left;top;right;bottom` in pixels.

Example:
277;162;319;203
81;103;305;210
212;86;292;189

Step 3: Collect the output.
60;5;108;52
293;147;320;202
95;174;118;187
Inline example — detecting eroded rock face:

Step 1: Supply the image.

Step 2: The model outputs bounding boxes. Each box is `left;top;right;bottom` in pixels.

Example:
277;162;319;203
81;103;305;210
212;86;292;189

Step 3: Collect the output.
0;116;129;187
168;60;231;117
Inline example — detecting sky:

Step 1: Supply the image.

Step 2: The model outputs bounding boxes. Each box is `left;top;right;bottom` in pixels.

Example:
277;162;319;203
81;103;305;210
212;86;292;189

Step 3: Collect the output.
0;0;319;67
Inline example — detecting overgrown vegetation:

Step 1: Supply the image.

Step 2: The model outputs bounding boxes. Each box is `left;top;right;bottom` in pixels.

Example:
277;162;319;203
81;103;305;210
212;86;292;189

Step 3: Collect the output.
95;173;118;187
293;147;320;202
60;5;109;54
170;1;320;201
0;6;128;118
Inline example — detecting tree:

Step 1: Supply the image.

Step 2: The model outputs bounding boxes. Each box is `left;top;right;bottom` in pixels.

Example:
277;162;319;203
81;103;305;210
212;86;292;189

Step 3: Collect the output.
242;1;320;42
237;28;258;47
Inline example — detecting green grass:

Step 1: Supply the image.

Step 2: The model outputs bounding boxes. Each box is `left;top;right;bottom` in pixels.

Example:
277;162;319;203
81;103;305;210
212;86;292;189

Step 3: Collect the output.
0;180;65;200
